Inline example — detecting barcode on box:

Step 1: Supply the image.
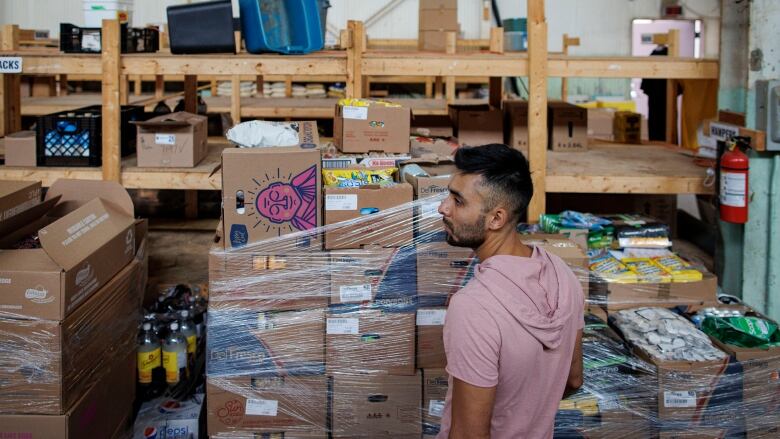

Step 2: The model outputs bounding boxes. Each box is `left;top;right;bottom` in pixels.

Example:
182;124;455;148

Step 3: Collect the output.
245;398;279;416
326;194;358;211
428;400;445;417
323;159;357;169
663;391;697;408
343;106;368;120
327;318;359;335
417;309;447;326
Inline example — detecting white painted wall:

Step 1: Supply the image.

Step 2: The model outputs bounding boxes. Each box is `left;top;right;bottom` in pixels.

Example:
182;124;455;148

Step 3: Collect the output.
2;0;719;58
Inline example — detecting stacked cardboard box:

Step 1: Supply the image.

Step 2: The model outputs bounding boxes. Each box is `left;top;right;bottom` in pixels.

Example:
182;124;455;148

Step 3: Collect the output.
0;179;147;437
419;0;459;52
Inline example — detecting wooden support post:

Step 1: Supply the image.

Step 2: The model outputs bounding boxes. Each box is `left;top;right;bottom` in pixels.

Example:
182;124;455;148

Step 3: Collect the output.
561;34;580;101
526;0;548;220
133;75;142;96
445;32;457;104
434;76;443;99
667;29;680;57
184;190;199;219
285;75;293;98
101;19;122;183
119;75;129;105
0;25;21;137
184;75;197;114
489;27;504;108
363;76;371;98
346;21;365;98
154;75;164;99
256;75;264;96
665;29;680;144
210;78;218;96
425;77;433;98
231;75;241;124
59;74;69;96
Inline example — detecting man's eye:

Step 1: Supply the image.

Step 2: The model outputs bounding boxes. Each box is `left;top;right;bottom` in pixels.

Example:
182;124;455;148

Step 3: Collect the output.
454;198;463;206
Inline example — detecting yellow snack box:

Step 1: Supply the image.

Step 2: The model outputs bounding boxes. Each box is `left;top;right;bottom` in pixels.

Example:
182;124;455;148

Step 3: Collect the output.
652;254;703;282
622;258;672;283
322;167;397;188
589;254;638;284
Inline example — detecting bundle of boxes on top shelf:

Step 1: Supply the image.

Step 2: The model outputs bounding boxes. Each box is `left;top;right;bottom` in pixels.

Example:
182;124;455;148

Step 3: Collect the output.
205;96;598;437
418;0;459;52
0;178;148;438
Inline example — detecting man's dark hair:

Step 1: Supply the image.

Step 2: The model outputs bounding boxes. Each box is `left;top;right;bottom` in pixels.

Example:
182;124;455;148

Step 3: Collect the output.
454;144;533;223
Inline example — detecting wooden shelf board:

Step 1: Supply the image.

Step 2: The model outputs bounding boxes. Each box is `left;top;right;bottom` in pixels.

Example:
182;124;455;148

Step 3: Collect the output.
120;141;228;190
546;141;714;194
21;93;162;116
547;55;719;79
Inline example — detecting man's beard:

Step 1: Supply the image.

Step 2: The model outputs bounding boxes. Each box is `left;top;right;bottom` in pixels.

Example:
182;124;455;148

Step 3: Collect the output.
443;215;487;249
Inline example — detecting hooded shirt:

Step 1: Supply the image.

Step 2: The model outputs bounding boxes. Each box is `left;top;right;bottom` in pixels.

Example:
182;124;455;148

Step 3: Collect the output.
436;246;584;439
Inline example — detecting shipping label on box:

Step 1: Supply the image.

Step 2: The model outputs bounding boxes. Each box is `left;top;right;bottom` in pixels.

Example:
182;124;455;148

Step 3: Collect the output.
221;123;322;250
207;308;325;377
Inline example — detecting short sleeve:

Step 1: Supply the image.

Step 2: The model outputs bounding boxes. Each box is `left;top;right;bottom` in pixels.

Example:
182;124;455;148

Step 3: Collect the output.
443;293;501;388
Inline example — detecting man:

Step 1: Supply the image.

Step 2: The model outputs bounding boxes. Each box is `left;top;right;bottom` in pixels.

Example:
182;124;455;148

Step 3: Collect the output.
436;144;584;439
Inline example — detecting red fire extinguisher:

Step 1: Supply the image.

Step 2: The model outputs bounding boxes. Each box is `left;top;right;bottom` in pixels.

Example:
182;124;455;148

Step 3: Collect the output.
719;138;749;224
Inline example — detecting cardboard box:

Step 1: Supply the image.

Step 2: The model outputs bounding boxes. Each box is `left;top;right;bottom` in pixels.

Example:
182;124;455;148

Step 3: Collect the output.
326;309;415;376
591;274;719;313
334;104;411;154
0;179;137;320
410;136;458;159
133;394;205;439
417;308;447;369
208;242;330;312
420;0;457;8
0;180;41;225
419;8;458;31
402;162;456;239
548;101;588;151
0;351;135;439
207;375;328;436
419;30;451;52
614;111;642;144
3;131;37;167
449;104;503;147
587;108;615;140
504;100;529;157
330;247;417;307
0;258;141;415
221;125;322;250
331;372;422;438
135;111;208;167
323;183;414;250
208;308;325;377
422;369;448;437
415;241;476;306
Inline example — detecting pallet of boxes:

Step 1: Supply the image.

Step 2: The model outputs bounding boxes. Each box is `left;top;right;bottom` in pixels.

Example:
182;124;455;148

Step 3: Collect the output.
206;98;596;438
0;179;147;438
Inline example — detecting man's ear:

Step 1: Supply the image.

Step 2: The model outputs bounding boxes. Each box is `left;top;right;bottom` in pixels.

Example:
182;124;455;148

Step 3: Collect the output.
487;206;510;231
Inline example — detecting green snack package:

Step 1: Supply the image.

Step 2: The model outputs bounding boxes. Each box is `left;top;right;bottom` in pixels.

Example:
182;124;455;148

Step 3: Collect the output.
701;316;780;349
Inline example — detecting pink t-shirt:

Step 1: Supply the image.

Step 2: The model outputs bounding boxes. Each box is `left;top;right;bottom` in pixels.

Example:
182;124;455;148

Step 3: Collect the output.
437;246;584;439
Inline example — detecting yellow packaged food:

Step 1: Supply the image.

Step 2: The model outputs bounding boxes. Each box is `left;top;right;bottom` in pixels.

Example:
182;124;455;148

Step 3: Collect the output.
589;254;638;283
653;254;703;282
322;167;397;188
337;98;401;108
623;258;672;283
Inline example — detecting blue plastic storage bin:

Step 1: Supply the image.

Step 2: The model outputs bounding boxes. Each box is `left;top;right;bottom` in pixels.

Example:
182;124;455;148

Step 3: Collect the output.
239;0;325;54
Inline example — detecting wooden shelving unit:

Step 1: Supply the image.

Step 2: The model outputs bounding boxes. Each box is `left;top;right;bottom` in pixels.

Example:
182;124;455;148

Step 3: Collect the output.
0;0;718;218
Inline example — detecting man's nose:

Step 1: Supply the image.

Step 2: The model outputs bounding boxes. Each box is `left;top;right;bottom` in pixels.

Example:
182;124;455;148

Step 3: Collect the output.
438;199;448;216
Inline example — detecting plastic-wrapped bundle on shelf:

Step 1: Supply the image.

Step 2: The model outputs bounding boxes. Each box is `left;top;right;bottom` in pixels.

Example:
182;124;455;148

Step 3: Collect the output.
207;185;780;438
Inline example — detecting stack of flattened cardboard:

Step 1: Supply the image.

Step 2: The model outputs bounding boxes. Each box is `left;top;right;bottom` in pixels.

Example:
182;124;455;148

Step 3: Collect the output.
419;0;459;51
0;179;147;438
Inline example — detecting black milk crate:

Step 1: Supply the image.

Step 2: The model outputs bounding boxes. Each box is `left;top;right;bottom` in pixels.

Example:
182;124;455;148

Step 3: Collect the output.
36;105;145;167
60;23;159;53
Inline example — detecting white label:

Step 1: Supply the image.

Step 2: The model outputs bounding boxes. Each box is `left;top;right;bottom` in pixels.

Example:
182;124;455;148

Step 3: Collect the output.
664;391;697;408
245;399;279;416
155;134;176;145
0;57;22;73
710;122;740;141
342;106;368;120
720;172;747;207
325;194;358;211
421;201;442;218
326;318;360;335
417;309;447;326
598;395;620;412
428;400;445;418
339;284;372;303
82;32;101;51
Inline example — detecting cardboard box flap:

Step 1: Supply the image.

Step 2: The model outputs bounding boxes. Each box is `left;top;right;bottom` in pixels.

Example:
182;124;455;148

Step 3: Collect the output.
46;179;134;217
133;111;205;129
0;195;59;240
0;247;62;273
38;198;135;271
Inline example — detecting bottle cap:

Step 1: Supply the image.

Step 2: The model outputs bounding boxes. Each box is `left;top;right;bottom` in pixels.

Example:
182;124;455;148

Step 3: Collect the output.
170;322;179;331
181;310;189;318
143;322;151;330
